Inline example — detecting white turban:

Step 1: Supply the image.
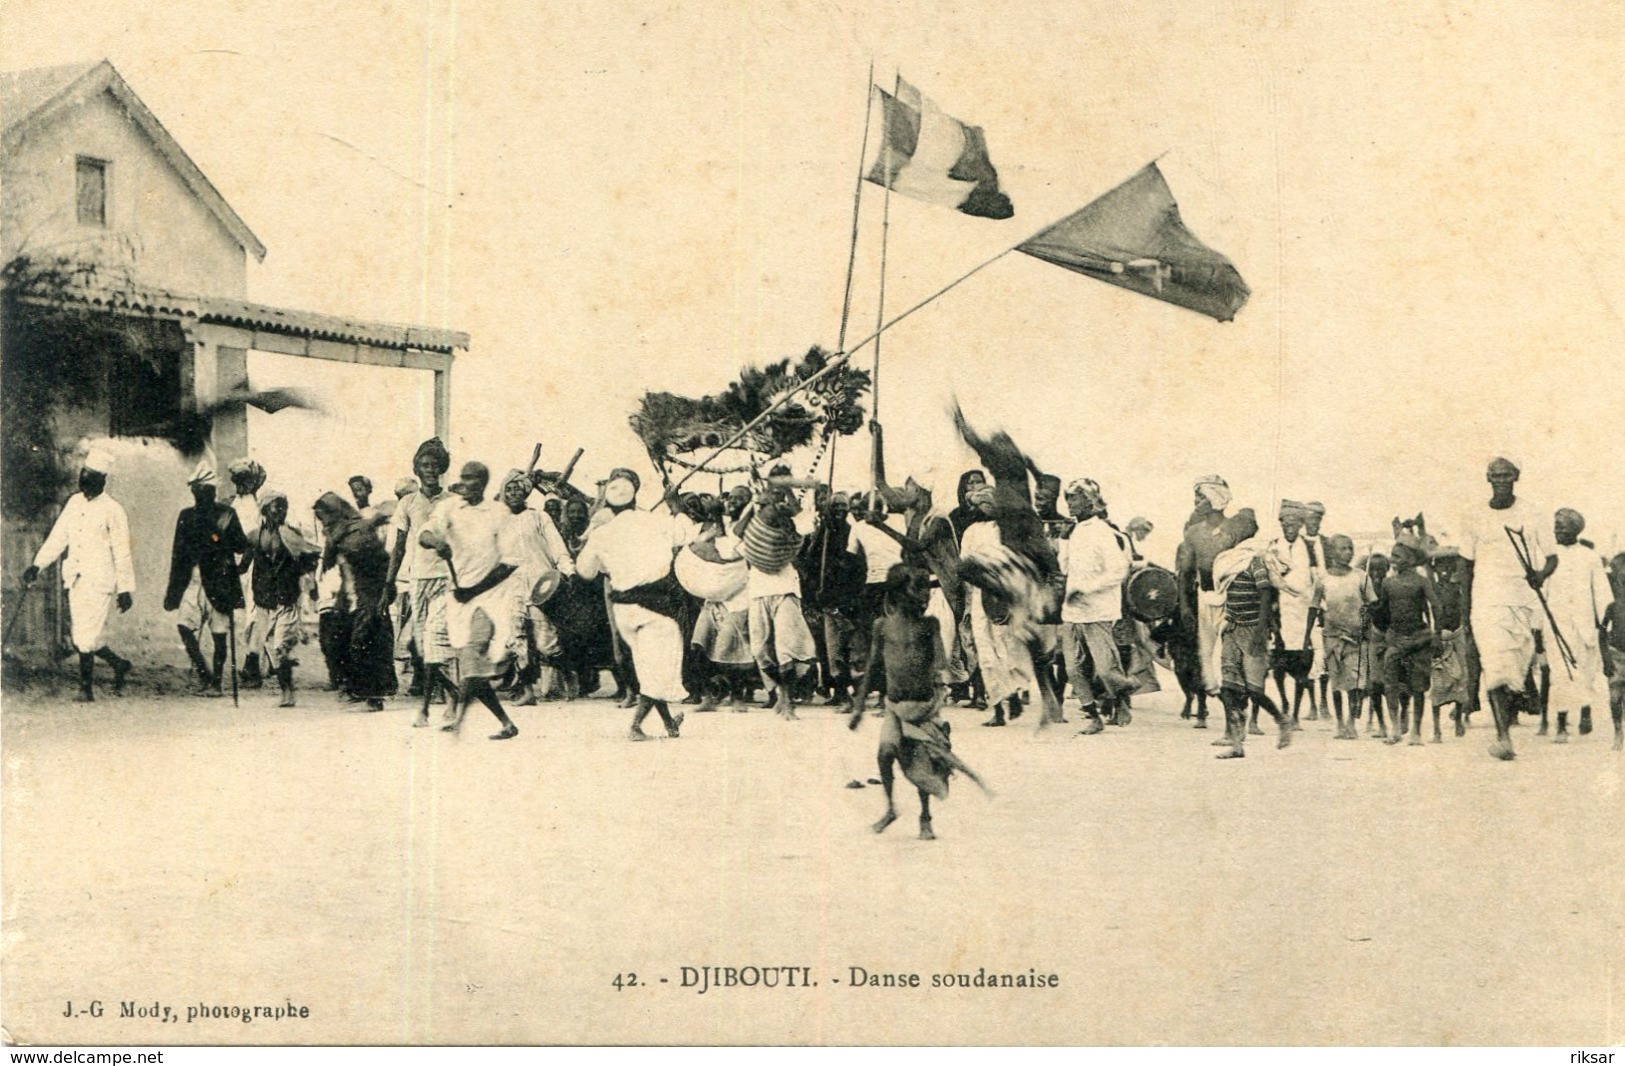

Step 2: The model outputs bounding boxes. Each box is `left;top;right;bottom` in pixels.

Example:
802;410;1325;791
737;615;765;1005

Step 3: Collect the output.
82;449;113;475
604;477;636;508
1197;481;1231;510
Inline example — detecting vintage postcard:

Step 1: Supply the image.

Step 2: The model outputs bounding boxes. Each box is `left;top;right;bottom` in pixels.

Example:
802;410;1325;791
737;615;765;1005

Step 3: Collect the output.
2;0;1621;1050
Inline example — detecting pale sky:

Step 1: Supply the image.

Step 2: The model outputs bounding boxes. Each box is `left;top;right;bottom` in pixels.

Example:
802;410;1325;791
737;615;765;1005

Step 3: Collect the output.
6;0;1623;560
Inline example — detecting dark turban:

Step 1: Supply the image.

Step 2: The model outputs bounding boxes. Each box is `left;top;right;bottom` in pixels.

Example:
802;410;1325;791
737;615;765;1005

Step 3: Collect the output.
414;437;451;475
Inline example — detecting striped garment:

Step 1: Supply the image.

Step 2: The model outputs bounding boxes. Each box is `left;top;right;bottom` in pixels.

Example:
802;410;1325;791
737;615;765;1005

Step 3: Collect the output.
1224;558;1270;627
742;509;802;574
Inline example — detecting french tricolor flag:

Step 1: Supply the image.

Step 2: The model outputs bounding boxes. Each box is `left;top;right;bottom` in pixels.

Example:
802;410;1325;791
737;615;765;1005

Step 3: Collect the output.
865;78;1014;220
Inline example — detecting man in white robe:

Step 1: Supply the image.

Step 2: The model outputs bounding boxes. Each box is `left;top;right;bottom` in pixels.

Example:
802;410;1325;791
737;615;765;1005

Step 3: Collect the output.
1544;508;1611;742
24;449;135;701
227;458;268;687
1459;456;1556;761
1266;499;1322;726
577;470;690;740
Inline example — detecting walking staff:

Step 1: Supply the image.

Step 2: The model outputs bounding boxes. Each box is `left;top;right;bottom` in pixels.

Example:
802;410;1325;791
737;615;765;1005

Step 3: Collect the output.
163;461;249;699
1505;525;1577;678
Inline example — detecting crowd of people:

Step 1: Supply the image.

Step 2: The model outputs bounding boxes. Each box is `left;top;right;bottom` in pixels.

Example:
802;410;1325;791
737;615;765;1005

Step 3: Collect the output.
21;420;1625;836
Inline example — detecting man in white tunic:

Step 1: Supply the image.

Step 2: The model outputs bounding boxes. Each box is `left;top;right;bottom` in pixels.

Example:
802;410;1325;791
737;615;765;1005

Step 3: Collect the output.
227;458;268;688
390;438;456;718
1266;499;1322;726
1060;478;1132;735
497;468;574;704
958;483;1036;726
1458;456;1556;761
576;471;689;740
420;461;523;740
1302;501;1331;710
1544;508;1611;743
24;449;135;701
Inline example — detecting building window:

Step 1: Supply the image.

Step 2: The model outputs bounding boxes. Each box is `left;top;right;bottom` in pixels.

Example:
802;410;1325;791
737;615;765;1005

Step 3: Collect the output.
76;157;108;227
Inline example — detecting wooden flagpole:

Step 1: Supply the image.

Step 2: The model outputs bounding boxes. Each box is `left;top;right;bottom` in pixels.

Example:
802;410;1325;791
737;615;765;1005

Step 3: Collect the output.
837;197;1101;364
836;59;876;354
670;250;1010;493
816;63;877;592
671;205;1082;493
870;71;898;432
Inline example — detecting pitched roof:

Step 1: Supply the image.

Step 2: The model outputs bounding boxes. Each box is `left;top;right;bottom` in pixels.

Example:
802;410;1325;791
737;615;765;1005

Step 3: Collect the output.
1;60;267;261
16;280;469;354
0;62;98;129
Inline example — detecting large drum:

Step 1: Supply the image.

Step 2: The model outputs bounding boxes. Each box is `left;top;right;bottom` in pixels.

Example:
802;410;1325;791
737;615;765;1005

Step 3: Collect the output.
675;543;748;603
1124;563;1179;624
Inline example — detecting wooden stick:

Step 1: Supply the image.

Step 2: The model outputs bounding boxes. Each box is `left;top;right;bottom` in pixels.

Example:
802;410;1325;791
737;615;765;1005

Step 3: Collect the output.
835;59;876;353
1504;525;1576;676
559;447;584;485
227;607;239;707
870;69;898;429
2;580;34;650
672;204;1078;493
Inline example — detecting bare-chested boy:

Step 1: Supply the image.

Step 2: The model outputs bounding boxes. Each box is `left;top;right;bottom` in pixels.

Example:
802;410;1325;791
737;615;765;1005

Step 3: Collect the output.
1363;552;1391;737
1311;534;1369;739
849;565;988;840
1375;535;1438;746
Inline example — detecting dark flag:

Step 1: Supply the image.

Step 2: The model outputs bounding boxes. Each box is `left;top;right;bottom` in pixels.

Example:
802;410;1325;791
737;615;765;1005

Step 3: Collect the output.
160;387;322;458
866;78;1014;220
1017;163;1249;322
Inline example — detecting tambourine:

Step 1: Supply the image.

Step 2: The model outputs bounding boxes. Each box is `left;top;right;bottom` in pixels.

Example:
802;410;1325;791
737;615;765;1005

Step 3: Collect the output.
530;567;562;606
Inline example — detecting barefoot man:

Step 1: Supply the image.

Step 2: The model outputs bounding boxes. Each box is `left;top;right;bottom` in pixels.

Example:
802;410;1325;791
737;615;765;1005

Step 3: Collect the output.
1059;477;1133;735
1211;509;1293;758
1179;476;1233;706
420;462;524;740
1457;456;1556;761
1544;508;1611;744
246;489;320;707
164;463;248;698
576;469;689;741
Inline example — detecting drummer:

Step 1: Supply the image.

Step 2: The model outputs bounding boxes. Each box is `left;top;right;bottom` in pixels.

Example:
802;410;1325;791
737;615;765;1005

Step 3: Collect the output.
739;482;819;718
1060;478;1133;734
1119;518;1169;698
685;494;754;710
499;468;574;704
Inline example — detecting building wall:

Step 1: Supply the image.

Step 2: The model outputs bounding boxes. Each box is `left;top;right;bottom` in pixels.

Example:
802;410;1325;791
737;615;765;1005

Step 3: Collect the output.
0;86;247;297
3;444;202;674
1;85;253;674
1;305;205;672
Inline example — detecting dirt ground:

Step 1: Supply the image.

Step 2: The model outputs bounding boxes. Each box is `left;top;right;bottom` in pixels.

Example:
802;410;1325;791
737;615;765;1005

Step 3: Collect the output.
2;676;1620;1046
